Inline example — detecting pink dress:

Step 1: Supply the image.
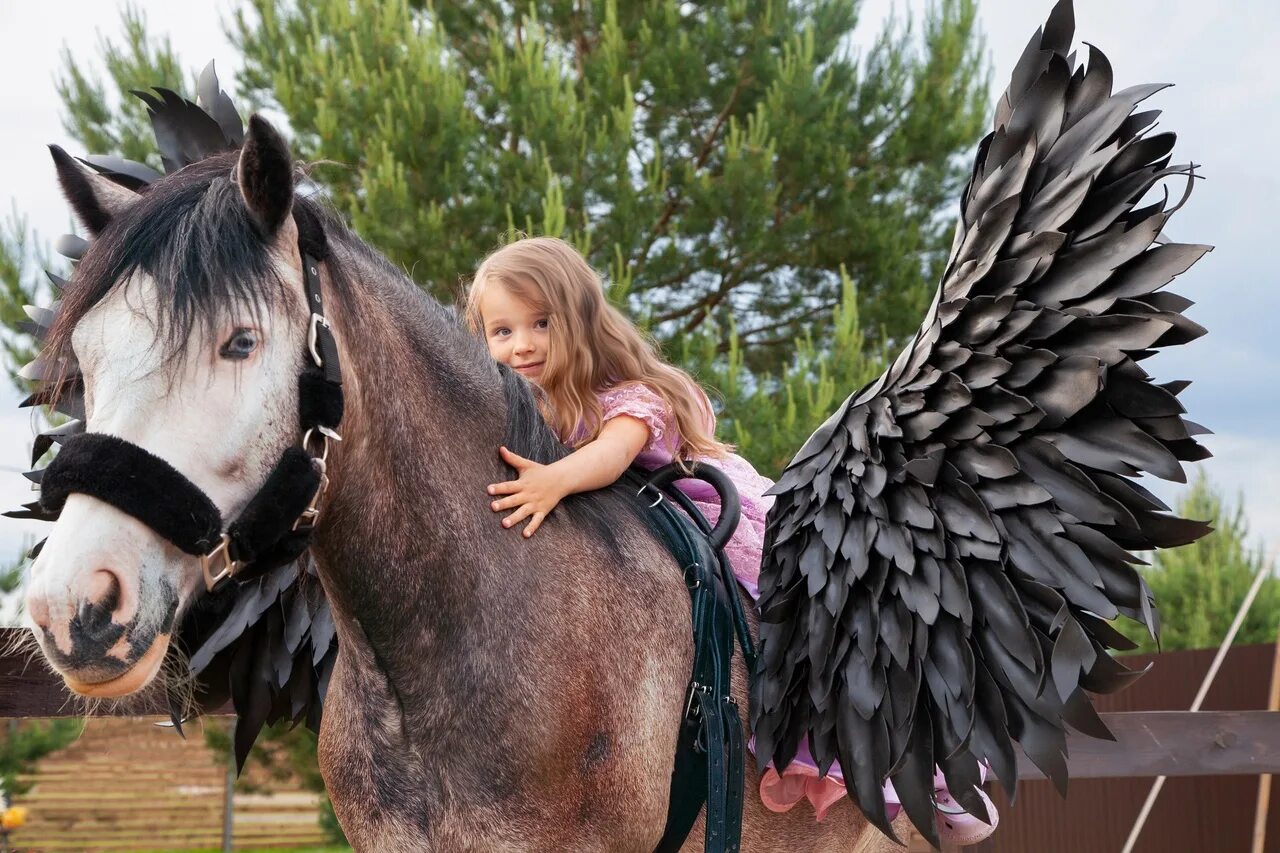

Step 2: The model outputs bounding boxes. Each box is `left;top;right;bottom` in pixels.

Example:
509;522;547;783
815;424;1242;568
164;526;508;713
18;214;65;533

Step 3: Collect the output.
590;383;997;844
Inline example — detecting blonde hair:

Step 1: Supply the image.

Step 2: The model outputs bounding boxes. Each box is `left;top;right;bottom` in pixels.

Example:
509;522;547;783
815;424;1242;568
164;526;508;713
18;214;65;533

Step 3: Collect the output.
465;236;729;460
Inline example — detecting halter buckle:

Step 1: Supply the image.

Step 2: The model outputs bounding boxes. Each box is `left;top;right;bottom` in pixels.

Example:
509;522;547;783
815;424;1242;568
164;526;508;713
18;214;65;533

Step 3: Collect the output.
200;533;241;592
292;472;329;534
293;431;331;533
307;313;330;368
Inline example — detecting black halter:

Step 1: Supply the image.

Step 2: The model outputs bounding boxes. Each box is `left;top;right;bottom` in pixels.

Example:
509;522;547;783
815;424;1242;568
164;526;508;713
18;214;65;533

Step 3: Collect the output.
39;248;344;592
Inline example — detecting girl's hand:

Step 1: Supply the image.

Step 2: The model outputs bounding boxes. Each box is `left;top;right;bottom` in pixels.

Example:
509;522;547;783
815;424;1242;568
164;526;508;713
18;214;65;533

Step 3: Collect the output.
487;446;567;538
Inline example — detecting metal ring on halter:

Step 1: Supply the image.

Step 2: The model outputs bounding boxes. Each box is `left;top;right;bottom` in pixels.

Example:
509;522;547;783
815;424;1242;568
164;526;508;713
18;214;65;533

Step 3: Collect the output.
301;428;330;465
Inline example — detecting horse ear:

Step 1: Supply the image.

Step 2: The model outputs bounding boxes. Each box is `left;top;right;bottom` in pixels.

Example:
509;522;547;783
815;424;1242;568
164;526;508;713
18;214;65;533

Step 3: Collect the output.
235;114;294;237
49;145;139;237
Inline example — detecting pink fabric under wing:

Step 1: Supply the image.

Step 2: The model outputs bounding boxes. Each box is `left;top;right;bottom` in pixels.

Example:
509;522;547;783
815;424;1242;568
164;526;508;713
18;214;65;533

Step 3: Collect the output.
588;382;997;845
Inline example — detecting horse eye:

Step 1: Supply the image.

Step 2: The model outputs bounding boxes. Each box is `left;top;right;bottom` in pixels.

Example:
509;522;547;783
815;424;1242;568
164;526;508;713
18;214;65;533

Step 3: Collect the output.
219;328;259;360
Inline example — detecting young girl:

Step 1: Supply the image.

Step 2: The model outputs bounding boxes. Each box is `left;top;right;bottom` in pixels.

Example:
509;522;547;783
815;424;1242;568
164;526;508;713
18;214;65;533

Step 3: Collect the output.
465;236;995;845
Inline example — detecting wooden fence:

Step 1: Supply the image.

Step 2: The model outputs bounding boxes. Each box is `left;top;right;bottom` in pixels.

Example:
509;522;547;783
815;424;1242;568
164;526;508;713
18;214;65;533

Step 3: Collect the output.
971;643;1280;853
4;629;1280;850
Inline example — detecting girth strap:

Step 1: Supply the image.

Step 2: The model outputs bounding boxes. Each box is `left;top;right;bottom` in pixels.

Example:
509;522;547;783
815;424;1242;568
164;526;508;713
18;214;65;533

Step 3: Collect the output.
653;478;757;677
640;463;749;853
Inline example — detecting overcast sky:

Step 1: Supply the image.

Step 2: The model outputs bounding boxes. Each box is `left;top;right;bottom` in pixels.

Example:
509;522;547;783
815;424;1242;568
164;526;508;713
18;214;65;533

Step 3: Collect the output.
0;0;1277;565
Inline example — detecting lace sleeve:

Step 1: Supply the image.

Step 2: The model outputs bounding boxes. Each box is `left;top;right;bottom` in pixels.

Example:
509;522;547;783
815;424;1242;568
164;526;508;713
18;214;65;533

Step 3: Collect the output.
597;383;678;462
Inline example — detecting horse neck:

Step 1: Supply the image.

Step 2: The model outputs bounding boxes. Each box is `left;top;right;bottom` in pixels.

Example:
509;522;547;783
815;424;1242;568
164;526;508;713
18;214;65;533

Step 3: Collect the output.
311;237;509;673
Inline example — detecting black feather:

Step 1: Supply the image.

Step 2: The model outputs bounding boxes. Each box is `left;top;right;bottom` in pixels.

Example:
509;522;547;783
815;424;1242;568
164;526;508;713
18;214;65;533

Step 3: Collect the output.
752;1;1211;840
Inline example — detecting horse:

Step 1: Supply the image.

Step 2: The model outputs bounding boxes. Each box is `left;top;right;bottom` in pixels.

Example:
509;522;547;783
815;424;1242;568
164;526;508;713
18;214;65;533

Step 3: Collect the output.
21;115;906;851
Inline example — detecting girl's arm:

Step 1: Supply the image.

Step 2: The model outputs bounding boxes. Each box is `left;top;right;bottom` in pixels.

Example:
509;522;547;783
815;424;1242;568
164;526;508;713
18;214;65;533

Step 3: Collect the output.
487;414;651;537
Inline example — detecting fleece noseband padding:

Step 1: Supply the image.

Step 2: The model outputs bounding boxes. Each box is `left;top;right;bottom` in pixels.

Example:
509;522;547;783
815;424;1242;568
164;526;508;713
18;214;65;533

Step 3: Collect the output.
40;434;322;577
40;433;222;555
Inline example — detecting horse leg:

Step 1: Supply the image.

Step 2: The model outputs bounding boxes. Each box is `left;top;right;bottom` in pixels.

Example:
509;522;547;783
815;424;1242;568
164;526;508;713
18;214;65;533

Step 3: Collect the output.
317;646;440;849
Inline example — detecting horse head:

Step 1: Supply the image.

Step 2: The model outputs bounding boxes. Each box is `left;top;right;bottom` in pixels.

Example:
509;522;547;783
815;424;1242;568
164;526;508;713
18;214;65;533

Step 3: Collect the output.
25;116;320;700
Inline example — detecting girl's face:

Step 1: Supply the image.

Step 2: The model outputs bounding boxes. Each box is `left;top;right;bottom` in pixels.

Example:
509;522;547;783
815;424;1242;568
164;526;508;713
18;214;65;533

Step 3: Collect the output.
479;283;550;383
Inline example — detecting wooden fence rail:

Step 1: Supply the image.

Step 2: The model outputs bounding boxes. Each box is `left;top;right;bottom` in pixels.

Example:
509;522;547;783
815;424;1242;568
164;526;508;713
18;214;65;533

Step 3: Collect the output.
1015;710;1280;779
5;629;1280;781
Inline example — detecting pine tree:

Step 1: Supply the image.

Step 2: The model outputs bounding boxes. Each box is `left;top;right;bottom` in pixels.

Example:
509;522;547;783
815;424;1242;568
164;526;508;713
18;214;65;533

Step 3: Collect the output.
1121;472;1280;653
24;0;990;470
0;214;51;394
53;0;988;375
223;0;988;373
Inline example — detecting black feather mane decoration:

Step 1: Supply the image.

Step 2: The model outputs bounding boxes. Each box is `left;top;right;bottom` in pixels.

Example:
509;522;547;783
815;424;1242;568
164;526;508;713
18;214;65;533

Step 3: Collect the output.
5;61;336;770
752;0;1212;845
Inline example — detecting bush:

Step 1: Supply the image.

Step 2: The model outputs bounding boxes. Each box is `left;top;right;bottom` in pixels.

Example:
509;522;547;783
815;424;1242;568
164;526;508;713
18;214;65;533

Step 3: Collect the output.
204;718;346;845
0;718;84;796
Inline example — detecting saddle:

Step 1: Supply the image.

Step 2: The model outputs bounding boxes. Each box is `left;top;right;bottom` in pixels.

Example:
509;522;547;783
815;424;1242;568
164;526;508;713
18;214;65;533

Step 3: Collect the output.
625;463;756;853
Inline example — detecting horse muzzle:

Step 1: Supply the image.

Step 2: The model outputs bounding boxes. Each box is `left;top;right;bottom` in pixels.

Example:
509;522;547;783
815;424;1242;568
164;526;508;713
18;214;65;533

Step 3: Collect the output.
58;632;172;699
26;558;179;699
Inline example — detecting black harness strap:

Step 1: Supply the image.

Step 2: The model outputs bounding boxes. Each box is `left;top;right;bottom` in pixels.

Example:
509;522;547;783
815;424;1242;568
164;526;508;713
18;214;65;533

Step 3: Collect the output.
224;447;322;563
302;255;343;390
39;435;324;586
639;463;752;853
656;479;757;676
208;249;343;586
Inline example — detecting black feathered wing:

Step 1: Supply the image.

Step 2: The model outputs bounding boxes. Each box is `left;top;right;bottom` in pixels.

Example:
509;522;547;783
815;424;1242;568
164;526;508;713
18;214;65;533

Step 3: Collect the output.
751;1;1211;844
6;63;334;766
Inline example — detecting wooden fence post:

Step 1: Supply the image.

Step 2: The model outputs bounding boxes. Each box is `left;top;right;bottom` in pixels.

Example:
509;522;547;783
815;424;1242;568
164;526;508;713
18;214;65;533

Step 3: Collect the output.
221;718;235;853
1251;618;1280;853
1120;561;1272;853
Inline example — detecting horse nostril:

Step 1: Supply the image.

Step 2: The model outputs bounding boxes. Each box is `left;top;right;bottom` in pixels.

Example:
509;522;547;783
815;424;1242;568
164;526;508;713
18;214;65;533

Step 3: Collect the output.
27;592;51;631
86;569;123;617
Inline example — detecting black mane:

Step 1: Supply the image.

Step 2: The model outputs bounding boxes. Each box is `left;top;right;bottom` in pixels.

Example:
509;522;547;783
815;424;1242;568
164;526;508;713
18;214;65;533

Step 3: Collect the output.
50;153;317;363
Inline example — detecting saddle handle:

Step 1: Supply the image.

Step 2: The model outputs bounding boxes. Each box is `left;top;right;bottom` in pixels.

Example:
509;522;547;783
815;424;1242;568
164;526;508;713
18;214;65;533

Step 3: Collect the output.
642;462;742;553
